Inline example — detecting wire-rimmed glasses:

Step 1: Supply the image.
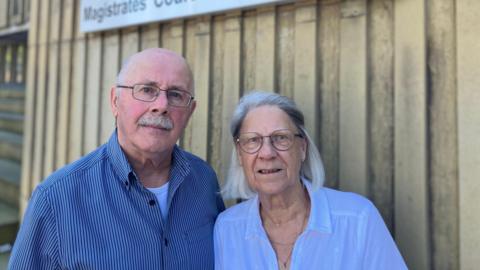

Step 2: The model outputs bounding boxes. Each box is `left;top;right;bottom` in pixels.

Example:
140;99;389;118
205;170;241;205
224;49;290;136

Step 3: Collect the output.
116;84;194;107
236;129;304;154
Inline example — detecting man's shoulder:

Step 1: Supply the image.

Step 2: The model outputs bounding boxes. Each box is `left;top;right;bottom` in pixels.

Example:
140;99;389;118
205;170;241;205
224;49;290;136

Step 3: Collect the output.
39;144;109;191
178;148;215;173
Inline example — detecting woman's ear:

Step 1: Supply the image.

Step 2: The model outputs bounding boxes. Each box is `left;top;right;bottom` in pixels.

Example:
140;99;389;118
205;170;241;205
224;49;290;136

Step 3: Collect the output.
301;138;307;162
236;144;243;166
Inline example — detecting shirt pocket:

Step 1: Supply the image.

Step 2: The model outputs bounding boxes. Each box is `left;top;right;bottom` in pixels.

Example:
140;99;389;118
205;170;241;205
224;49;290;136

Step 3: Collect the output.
185;221;214;243
184;222;215;269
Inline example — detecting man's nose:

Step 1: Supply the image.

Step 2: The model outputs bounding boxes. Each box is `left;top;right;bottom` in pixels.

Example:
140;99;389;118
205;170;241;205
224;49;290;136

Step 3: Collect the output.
150;91;169;113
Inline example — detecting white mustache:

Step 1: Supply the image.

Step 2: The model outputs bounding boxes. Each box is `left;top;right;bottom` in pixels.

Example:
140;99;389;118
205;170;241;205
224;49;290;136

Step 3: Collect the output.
138;115;173;130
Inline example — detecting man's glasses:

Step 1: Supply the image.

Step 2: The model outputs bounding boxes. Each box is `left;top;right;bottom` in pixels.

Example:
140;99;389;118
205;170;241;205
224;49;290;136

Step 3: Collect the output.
236;129;303;154
116;84;194;107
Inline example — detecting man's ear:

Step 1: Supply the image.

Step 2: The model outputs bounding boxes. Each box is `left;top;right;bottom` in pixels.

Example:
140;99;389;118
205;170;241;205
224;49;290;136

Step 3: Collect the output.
110;86;119;117
188;100;197;117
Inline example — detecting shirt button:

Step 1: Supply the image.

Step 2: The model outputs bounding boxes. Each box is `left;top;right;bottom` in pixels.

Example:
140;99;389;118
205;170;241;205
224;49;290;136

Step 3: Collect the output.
149;199;156;206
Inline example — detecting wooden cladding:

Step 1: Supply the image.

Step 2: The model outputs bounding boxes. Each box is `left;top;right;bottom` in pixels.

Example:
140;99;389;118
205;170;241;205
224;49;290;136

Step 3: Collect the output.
20;0;480;269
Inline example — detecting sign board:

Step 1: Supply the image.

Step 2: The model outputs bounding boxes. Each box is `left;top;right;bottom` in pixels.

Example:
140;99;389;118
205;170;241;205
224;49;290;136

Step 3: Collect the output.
80;0;290;33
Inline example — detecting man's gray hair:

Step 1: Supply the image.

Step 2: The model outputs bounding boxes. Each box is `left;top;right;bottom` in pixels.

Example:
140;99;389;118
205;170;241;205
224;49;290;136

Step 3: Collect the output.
222;91;325;199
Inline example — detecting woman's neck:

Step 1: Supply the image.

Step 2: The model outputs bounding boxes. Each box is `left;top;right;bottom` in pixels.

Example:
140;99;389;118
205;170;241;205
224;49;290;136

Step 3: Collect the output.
259;181;310;226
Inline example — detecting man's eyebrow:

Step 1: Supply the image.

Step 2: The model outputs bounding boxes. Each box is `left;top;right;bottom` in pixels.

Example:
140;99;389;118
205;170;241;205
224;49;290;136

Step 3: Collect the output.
139;80;187;91
140;81;158;86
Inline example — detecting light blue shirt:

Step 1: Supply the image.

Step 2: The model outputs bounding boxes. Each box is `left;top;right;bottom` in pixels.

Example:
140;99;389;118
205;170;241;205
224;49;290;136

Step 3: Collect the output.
214;181;407;270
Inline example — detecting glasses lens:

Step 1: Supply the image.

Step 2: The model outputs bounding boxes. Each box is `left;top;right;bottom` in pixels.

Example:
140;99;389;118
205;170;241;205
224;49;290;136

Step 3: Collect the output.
167;89;190;107
132;85;192;106
133;85;158;101
271;130;294;150
238;133;262;153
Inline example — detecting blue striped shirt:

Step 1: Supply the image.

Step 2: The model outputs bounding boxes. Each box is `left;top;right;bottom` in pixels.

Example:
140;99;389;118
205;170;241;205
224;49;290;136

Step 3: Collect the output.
9;131;225;269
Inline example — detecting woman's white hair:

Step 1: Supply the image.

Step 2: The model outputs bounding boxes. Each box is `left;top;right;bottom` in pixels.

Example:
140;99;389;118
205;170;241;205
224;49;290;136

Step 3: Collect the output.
222;91;325;200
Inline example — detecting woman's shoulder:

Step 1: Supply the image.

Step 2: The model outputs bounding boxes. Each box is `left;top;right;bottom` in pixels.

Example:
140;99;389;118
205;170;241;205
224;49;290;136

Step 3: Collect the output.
316;187;376;217
216;197;256;224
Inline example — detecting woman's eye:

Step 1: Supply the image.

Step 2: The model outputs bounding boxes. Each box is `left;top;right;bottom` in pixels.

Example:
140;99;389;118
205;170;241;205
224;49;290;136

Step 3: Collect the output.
243;137;260;145
272;134;288;141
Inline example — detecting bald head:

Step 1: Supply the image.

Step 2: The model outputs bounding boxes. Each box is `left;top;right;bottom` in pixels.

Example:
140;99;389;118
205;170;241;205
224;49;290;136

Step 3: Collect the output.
116;48;194;95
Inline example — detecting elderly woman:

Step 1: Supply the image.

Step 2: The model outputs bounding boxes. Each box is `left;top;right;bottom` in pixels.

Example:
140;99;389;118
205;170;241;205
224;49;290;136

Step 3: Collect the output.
214;91;407;270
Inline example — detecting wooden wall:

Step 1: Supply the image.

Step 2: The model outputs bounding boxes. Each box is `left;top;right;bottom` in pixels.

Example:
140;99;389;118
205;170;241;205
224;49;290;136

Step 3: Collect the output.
20;0;480;269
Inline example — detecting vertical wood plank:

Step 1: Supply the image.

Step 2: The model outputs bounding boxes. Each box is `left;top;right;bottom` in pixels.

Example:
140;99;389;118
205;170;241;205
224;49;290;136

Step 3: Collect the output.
220;13;241;183
43;0;62;177
427;0;459;269
141;23;160;50
180;19;197;151
394;0;430;269
20;0;40;214
276;5;294;98
338;0;368;196
318;0;341;188
209;15;225;184
68;0;86;162
161;20;184;55
69;24;86;162
367;0;394;231
55;0;74;169
255;7;275;91
457;1;480;268
189;17;211;159
242;11;257;93
31;0;50;189
294;1;318;142
100;31;120;143
83;33;102;153
121;27;140;61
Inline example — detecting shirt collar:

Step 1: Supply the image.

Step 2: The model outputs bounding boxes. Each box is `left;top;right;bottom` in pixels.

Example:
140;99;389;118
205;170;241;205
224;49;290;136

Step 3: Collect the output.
106;130;192;193
303;179;332;234
245;178;333;239
107;130;135;189
166;145;191;205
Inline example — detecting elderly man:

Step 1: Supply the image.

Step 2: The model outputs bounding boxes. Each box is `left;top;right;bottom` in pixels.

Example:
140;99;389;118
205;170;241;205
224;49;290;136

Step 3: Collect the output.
9;48;225;269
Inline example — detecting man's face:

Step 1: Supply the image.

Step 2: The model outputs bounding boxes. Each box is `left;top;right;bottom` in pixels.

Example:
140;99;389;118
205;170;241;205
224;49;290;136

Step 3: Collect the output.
111;51;196;158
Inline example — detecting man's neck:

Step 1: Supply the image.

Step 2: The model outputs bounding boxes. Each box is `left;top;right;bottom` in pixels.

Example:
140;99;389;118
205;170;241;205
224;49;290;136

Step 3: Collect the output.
125;148;174;188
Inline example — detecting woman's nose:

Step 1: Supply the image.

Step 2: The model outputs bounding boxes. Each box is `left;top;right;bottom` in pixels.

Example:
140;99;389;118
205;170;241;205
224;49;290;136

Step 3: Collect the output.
257;137;277;158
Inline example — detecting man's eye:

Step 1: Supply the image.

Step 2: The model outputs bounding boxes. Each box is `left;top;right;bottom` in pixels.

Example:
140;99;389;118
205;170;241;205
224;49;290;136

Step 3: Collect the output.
141;86;156;94
167;90;184;99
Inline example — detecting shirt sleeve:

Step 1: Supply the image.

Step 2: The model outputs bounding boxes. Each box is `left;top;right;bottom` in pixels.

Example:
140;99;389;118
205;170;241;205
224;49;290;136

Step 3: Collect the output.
360;201;409;270
213;219;224;270
8;187;60;270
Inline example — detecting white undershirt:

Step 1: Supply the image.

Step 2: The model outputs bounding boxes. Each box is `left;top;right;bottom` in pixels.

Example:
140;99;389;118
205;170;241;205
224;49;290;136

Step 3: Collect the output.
147;182;169;222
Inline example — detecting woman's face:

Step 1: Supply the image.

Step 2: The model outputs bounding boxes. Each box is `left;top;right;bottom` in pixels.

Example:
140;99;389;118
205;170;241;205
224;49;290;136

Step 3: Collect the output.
236;105;306;197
